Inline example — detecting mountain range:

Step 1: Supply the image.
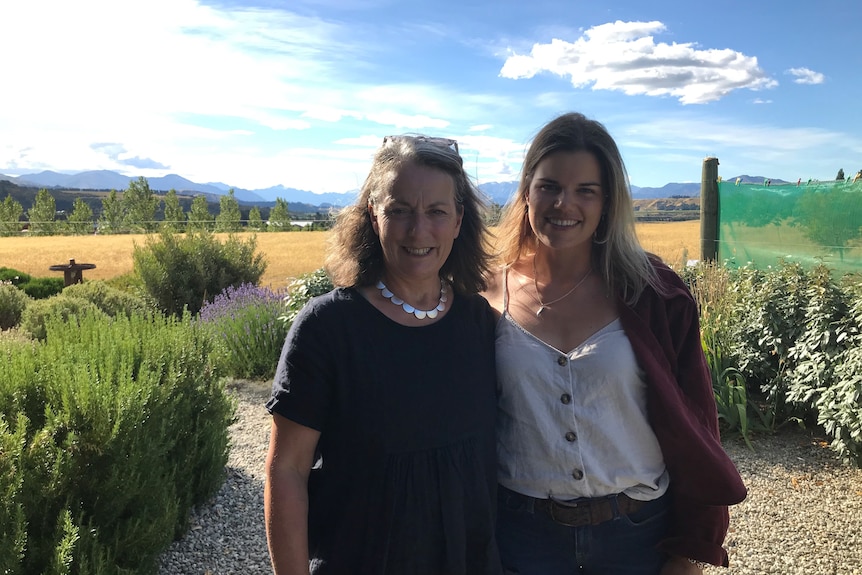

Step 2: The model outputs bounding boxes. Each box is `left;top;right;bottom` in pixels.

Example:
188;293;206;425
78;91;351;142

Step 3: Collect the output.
0;170;788;207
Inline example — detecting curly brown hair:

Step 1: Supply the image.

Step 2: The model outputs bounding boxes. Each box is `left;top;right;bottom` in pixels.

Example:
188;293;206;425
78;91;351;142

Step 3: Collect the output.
325;136;492;295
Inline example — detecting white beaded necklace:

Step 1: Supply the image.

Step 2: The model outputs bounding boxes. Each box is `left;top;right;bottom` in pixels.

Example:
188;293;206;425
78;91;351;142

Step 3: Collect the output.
376;279;448;320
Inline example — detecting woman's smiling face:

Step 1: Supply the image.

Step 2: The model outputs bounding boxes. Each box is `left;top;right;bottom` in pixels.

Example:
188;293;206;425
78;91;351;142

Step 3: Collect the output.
526;150;605;254
370;162;463;284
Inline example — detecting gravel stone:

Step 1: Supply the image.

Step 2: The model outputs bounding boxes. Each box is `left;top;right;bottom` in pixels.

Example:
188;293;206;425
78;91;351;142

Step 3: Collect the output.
158;382;862;575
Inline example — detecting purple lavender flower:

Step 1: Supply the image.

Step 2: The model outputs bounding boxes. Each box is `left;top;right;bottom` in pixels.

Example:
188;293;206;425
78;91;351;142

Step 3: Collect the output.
198;283;289;379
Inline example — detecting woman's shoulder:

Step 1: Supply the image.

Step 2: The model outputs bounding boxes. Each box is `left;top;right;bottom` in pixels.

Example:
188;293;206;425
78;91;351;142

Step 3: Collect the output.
294;287;362;323
479;265;506;315
453;290;496;328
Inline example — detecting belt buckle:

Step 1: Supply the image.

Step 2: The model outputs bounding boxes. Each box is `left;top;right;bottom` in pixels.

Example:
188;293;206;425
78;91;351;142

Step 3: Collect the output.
548;499;593;527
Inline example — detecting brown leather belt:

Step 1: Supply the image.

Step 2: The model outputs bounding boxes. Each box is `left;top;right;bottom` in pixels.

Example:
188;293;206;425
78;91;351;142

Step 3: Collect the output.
533;493;647;527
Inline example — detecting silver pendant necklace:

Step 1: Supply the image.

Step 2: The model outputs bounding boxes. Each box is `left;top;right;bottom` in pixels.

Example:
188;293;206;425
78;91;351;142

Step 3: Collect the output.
532;255;592;317
376;279;448;320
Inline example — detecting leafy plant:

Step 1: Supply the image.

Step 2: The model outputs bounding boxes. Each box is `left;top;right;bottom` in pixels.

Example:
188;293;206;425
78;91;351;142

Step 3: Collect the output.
133;230;267;316
724;262;811;423
199;283;288;379
18;295;107;341
784;267;862;466
19;277;65;300
0;310;234;573
686;261;770;446
689;261;862;465
0;282;32;330
279;268;334;326
62;280;154;319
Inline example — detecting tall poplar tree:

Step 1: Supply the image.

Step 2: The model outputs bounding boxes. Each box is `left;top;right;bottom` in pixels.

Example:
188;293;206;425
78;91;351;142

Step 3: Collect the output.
214;189;242;232
268;198;291;230
247;206;264;231
0;195;24;236
162;189;185;232
66;197;94;234
122;176;160;232
28;188;56;236
187;195;214;232
99;189;125;234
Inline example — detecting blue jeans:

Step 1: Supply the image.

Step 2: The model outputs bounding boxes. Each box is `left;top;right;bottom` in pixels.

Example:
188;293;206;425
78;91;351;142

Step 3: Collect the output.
496;486;671;575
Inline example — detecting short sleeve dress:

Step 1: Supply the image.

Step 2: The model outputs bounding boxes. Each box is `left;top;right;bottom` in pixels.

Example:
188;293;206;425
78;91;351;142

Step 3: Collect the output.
266;287;501;575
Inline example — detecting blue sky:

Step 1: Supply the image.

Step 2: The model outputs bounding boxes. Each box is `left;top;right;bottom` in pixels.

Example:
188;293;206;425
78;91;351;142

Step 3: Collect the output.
1;0;860;193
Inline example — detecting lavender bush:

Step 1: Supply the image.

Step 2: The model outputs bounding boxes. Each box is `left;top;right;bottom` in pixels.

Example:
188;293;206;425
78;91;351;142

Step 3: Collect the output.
199;283;288;380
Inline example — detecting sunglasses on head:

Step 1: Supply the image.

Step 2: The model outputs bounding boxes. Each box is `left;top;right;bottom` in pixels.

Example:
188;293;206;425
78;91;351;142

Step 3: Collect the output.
383;135;460;155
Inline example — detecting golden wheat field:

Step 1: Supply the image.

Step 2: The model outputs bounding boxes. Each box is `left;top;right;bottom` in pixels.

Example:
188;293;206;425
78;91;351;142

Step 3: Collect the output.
0;221;699;290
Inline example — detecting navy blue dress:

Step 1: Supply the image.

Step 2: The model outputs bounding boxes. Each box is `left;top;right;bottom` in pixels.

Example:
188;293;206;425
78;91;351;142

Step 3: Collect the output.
266;288;501;575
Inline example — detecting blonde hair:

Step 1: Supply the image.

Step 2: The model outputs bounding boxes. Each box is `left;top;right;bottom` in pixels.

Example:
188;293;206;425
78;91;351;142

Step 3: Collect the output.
496;112;662;304
325;136;492;294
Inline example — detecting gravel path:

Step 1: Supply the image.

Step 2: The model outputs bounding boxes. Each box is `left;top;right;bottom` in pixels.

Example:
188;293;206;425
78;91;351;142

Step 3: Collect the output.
158;382;862;575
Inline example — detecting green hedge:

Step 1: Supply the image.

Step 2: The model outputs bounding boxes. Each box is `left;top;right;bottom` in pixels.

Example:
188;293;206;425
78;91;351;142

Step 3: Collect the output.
683;261;862;467
0;268;64;300
61;281;154;318
0;310;235;574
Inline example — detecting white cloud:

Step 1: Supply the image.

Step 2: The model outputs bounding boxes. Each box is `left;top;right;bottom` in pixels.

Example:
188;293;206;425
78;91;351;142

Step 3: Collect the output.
0;1;491;189
500;20;777;104
469;124;494;132
753;98;773;104
787;67;825;85
615;114;862;184
363;112;450;131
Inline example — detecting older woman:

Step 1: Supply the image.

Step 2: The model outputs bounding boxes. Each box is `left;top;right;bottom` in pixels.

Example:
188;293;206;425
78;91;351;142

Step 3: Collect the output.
264;135;502;574
483;113;746;575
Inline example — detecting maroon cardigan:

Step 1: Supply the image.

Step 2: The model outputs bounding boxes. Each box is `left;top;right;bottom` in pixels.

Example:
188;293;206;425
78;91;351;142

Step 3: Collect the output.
617;261;747;567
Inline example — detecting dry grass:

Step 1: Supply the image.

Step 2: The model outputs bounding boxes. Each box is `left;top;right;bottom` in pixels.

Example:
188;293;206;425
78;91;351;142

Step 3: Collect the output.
0;221;700;289
0;232;328;290
635;219;701;269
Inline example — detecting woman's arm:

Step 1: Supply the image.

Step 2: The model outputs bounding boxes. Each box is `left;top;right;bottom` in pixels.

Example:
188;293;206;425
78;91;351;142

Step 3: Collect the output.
264;413;322;575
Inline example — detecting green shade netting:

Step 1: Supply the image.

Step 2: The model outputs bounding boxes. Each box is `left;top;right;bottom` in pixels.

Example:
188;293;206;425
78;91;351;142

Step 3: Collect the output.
717;179;862;273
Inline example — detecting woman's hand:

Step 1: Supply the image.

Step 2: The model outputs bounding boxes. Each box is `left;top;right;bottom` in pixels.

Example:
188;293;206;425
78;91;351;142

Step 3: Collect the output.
660;555;705;575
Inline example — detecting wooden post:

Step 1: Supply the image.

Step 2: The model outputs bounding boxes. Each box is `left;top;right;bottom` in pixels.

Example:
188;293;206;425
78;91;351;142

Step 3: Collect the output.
700;157;720;262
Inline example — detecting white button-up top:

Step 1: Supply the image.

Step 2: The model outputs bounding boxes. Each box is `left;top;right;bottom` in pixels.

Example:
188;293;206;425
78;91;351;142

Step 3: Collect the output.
496;311;670;501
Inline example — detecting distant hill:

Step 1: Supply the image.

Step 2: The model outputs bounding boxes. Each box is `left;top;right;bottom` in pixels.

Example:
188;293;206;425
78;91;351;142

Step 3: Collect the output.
0;179;329;219
1;169;789;210
6;170;268;204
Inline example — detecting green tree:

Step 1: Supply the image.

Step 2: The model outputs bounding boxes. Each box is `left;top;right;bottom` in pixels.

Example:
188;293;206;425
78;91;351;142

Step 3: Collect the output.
214;189;242;232
66;197;94;235
162;189;185;232
99;189;125;233
0;195;24;236
187;195;214;232
837;168;845;181
122;176;160;232
268;198;291;230
27;188;56;236
247;206;264;231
